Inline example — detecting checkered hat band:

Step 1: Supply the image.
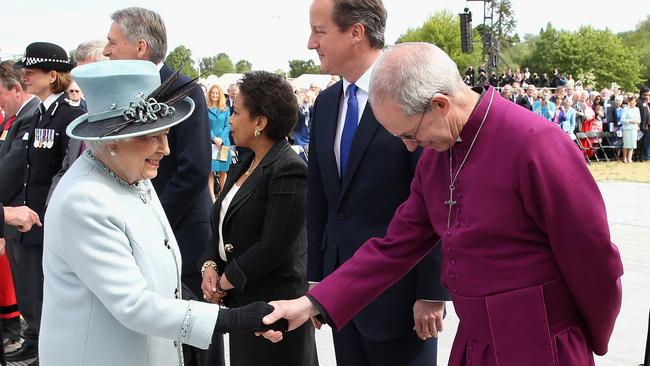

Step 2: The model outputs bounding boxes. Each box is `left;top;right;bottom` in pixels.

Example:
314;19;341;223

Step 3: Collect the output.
24;57;69;66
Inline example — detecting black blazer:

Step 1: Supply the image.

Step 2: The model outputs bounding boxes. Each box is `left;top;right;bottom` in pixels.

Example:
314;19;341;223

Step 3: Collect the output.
154;64;213;283
22;94;84;247
0;97;39;205
516;94;534;111
202;139;308;307
306;80;449;341
639;98;649;131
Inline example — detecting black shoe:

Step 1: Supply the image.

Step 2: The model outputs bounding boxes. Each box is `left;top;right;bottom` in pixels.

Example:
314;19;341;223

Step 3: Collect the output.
5;343;38;361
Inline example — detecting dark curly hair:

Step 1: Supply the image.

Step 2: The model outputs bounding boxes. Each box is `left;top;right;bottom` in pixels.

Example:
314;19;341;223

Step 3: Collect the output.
238;71;298;141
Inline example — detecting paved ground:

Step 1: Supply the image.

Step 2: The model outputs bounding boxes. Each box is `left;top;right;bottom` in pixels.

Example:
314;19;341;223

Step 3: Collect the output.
7;182;648;365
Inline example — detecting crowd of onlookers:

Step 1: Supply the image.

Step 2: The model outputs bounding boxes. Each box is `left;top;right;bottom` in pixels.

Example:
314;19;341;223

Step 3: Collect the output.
466;65;650;163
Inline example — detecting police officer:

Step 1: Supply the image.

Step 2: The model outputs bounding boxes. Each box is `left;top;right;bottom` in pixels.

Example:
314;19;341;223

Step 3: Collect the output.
5;42;84;365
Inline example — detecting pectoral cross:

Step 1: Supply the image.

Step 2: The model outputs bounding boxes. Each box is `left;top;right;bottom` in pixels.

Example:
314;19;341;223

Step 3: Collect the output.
446;184;457;229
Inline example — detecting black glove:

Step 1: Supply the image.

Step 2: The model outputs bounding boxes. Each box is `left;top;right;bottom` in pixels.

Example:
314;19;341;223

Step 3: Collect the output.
214;301;289;334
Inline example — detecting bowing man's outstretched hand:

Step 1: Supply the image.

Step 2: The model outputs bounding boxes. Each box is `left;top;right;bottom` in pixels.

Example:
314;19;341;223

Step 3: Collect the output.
256;296;318;343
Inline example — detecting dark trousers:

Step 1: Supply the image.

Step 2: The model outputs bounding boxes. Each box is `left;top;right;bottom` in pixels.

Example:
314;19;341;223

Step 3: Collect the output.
332;321;438;366
9;244;43;348
0;320;5;366
642;131;650;160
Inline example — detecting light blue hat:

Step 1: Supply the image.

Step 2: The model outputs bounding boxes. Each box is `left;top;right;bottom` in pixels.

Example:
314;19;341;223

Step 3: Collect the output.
66;60;195;141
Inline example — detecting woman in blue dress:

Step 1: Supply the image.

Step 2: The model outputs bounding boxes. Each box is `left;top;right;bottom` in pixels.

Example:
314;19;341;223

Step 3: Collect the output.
207;84;231;201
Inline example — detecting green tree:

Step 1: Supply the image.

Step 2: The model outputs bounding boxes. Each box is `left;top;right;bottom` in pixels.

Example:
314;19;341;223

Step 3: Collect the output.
274;69;287;79
165;45;198;78
523;25;642;90
493;0;518;46
396;10;483;74
213;53;235;76
288;60;321;78
199;53;235;76
199;56;217;75
619;15;650;86
235;59;252;73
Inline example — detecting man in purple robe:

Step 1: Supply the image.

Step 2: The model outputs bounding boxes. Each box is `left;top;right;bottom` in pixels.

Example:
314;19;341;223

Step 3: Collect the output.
260;42;623;366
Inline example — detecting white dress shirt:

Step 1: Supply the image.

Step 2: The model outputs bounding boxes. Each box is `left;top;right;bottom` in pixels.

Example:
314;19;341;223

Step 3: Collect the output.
333;60;377;175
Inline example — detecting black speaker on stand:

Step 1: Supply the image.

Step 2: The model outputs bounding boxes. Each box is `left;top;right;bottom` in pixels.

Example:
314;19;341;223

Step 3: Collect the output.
459;8;473;54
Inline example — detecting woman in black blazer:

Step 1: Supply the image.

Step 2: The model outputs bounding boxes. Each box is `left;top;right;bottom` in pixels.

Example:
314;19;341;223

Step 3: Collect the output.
200;71;317;366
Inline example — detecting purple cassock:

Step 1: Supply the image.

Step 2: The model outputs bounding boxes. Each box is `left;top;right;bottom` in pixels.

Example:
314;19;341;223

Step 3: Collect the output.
309;86;623;366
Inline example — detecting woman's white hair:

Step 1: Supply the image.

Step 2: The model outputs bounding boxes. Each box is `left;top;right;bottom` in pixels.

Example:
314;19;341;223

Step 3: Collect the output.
369;42;465;116
84;138;131;153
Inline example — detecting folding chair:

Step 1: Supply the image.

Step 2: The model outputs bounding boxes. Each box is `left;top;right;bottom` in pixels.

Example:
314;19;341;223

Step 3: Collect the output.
574;132;594;164
600;132;622;161
587;131;610;161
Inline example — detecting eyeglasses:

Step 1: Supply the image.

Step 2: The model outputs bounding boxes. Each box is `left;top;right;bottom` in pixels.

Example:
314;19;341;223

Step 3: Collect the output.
392;109;427;143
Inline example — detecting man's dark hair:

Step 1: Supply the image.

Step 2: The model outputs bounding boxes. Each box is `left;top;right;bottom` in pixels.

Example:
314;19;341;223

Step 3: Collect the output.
332;0;386;49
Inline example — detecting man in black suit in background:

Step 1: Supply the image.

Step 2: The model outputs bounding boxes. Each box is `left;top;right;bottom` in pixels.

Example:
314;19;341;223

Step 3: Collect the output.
516;84;536;111
103;7;222;366
0;60;40;349
306;0;449;365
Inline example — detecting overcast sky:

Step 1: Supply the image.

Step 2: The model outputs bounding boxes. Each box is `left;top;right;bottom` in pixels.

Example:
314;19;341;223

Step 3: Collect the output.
2;0;648;71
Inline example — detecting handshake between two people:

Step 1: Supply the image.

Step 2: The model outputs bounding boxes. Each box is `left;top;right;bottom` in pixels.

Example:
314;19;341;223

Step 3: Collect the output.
211;296;317;342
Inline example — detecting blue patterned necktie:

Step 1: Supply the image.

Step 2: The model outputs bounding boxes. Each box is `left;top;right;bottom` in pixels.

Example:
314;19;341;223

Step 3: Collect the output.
340;83;358;177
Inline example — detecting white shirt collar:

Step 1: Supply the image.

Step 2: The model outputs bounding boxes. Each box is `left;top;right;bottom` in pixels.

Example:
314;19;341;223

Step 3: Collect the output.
42;92;64;111
342;57;378;98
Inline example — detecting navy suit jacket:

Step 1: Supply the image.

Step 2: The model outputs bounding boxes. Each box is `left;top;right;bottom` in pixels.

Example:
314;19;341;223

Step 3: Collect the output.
306;81;449;341
154;64;212;284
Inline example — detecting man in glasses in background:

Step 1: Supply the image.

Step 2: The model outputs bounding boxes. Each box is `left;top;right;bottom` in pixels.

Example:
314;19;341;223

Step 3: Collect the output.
66;81;85;109
304;0;448;365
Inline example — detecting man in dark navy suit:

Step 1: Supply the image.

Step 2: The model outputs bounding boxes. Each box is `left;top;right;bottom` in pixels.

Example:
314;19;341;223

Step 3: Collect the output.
103;7;221;366
516;84;536;111
305;1;449;365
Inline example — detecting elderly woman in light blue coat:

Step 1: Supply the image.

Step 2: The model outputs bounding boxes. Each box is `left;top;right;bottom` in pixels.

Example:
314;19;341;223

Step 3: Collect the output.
40;60;283;366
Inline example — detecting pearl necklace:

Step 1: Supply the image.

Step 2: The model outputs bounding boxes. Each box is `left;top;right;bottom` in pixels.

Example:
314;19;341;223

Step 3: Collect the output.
445;88;496;229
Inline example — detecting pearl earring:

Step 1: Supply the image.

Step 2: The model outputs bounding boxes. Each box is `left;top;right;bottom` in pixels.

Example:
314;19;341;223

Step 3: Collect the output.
110;148;117;156
254;130;261;137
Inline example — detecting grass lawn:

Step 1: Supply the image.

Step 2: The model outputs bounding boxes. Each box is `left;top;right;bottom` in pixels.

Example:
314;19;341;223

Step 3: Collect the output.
587;161;650;183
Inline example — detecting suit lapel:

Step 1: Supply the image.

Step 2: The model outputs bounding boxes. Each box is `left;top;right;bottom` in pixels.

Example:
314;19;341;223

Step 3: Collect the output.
318;83;343;197
223;140;289;225
340;103;379;196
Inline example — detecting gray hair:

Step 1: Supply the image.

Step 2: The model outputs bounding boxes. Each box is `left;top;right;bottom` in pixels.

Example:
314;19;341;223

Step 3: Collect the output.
85;138;131;154
332;0;386;49
110;7;167;64
369;42;465;116
74;40;109;63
